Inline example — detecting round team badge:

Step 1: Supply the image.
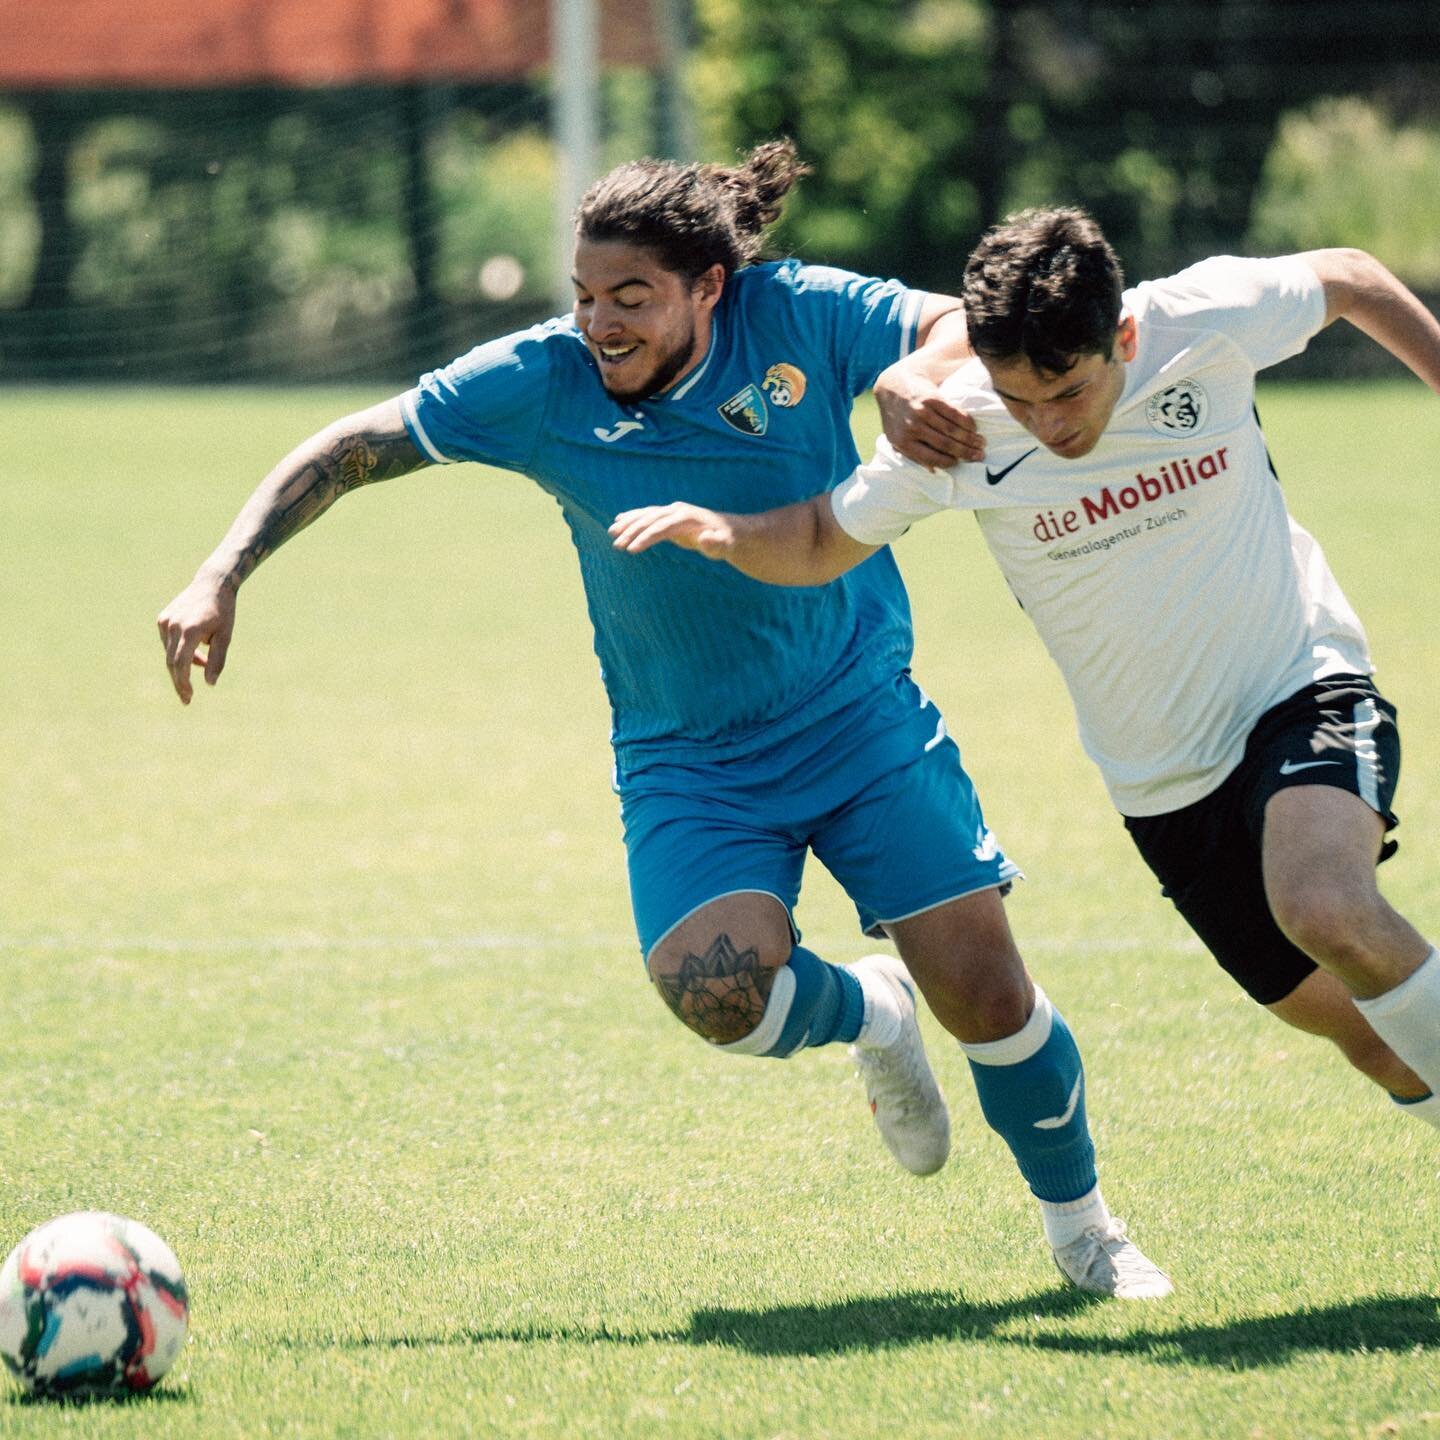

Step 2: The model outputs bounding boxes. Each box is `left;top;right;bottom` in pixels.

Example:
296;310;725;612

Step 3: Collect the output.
1146;379;1208;435
761;362;807;408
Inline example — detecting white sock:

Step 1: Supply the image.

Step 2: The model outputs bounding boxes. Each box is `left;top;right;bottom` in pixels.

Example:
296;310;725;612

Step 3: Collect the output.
852;964;904;1051
1391;1090;1440;1130
1354;947;1440;1095
1038;1182;1111;1249
958;985;1053;1066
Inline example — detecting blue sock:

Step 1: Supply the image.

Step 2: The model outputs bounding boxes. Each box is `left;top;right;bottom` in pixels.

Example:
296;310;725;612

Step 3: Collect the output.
962;987;1097;1203
719;945;864;1057
777;946;865;1053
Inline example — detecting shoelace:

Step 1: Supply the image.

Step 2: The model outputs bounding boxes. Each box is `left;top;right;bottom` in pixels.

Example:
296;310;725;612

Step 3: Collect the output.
857;1032;929;1112
1063;1222;1143;1279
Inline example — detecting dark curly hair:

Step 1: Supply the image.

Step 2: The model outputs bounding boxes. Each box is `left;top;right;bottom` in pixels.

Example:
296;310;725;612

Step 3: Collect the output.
575;139;811;282
963;208;1125;374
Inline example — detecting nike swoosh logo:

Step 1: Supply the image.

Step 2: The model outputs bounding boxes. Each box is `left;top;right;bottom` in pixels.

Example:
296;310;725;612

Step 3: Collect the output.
1034;1074;1082;1130
985;446;1039;486
1279;758;1340;775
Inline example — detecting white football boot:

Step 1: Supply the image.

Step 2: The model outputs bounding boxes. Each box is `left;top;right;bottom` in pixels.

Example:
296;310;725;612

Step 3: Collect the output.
1052;1218;1175;1299
847;953;950;1176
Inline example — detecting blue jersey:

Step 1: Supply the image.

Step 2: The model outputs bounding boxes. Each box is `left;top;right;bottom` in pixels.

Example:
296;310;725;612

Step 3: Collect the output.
401;259;925;767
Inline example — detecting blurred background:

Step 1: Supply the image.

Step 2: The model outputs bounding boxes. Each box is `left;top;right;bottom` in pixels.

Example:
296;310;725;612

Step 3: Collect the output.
2;0;1437;386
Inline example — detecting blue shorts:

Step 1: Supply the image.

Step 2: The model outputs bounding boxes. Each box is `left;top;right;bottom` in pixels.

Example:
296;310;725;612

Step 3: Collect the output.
616;672;1021;960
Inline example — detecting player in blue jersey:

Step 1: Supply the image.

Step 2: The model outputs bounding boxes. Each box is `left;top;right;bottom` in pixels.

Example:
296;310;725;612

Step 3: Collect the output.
158;143;1170;1299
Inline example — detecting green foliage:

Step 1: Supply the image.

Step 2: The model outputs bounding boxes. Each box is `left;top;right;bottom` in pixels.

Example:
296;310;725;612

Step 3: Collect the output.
693;0;988;286
0;383;1438;1436
0;90;557;380
68;109;408;325
4;4;1439;378
12;96;423;377
0;104;36;307
432;119;554;304
1249;98;1440;287
1002;141;1185;277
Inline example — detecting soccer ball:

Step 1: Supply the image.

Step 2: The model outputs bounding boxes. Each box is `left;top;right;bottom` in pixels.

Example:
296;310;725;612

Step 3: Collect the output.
0;1211;189;1398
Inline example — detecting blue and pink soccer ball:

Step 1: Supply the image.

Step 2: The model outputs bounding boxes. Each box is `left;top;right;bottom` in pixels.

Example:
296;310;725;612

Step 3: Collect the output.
0;1211;188;1398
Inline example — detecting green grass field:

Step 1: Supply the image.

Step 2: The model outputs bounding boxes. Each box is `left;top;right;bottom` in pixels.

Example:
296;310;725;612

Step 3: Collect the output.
0;382;1437;1438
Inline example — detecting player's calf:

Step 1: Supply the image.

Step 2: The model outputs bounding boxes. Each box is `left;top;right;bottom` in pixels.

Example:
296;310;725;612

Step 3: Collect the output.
961;984;1173;1298
1353;946;1440;1108
1266;968;1427;1096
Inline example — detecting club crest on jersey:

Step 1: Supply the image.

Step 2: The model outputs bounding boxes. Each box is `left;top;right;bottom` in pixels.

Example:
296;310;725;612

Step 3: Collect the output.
1146;379;1208;435
761;362;807;408
718;383;768;436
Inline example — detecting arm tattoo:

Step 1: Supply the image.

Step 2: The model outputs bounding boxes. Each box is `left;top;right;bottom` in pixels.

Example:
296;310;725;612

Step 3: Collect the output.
227;422;428;586
655;933;776;1045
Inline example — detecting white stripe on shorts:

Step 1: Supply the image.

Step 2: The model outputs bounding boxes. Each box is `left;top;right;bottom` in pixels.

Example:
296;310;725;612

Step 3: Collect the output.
1352;696;1382;811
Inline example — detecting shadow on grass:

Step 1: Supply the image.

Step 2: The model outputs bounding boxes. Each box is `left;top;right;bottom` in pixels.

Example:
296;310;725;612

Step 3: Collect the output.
686;1291;1440;1368
7;1384;192;1408
275;1286;1090;1356
286;1289;1440;1370
1025;1294;1440;1369
685;1286;1098;1354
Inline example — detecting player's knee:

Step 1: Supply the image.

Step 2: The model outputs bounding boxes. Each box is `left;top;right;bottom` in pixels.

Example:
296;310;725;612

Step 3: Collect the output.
646;930;789;1045
1268;880;1381;968
928;961;1030;1043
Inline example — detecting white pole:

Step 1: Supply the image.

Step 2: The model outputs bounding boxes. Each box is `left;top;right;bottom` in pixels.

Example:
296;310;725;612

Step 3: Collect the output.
653;0;694;162
551;0;600;313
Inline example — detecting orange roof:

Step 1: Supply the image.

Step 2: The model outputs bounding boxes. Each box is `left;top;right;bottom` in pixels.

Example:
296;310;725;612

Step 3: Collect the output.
0;0;662;88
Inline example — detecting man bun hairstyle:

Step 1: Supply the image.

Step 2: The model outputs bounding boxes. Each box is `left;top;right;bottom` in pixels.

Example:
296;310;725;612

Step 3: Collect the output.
576;139;811;283
963;207;1125;375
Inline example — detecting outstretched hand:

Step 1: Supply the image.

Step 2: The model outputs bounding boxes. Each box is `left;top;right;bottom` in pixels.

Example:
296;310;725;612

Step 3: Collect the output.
609;503;739;559
156;576;236;704
874;369;985;470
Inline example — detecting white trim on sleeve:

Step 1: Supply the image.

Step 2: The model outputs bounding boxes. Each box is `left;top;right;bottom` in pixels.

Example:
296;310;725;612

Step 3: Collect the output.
898;289;926;358
401;389;454;465
830;470;910;546
1291;254;1329;335
829;473;868;541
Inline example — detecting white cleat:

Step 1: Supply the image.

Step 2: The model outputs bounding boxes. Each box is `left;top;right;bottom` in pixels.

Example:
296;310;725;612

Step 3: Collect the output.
1052;1218;1175;1300
847;954;950;1176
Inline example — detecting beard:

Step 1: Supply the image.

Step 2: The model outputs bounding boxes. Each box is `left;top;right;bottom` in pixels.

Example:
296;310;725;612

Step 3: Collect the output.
598;322;697;403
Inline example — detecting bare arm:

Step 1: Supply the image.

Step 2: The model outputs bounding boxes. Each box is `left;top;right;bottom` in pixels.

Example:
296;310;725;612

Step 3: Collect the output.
908;295;971;380
874;294;985;469
1304;248;1440;393
157;395;431;702
608;493;878;587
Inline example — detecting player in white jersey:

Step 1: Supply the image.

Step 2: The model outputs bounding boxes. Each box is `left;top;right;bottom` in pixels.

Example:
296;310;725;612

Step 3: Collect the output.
609;207;1440;1144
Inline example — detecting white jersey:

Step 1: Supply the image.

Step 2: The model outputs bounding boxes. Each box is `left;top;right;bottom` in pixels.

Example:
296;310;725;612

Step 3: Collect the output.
833;255;1372;816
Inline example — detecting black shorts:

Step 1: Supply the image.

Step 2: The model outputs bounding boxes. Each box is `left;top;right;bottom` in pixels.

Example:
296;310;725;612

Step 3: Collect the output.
1123;676;1401;1005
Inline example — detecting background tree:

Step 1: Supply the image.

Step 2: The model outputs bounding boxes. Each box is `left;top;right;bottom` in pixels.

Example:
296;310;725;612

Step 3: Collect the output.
3;0;1439;382
693;0;988;290
697;0;1440;286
